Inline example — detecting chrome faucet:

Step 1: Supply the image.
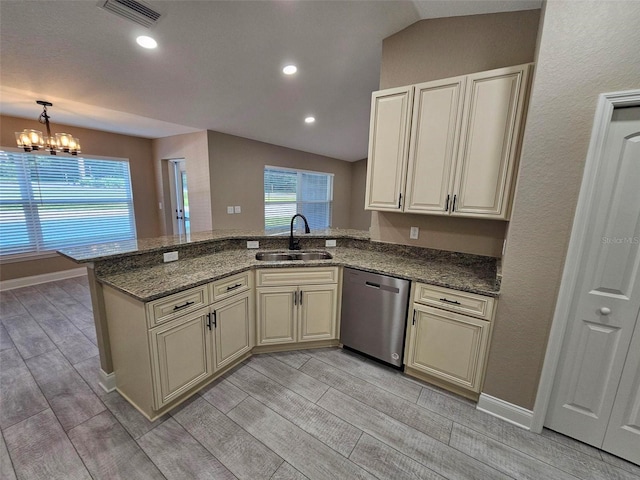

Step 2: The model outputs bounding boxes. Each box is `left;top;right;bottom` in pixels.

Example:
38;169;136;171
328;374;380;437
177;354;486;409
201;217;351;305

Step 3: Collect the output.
289;214;310;250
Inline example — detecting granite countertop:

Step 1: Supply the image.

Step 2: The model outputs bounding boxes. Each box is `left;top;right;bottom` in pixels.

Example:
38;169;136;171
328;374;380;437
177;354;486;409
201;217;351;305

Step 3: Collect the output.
58;228;370;263
99;246;499;302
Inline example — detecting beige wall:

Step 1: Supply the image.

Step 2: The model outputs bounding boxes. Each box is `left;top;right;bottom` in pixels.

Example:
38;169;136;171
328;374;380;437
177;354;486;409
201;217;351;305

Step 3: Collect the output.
349;159;371;231
373;9;539;256
207;131;353;230
483;0;640;409
152;132;212;234
371;213;507;257
380;9;541;89
0;115;159;281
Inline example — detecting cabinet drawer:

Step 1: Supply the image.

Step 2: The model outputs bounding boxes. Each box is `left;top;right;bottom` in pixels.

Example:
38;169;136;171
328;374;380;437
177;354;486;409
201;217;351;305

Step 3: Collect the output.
256;267;339;287
146;285;210;328
414;283;495;320
210;271;252;302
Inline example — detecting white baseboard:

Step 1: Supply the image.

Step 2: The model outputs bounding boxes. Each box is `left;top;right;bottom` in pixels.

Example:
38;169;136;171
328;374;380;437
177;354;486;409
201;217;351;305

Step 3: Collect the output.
477;393;534;430
0;267;88;291
99;369;116;393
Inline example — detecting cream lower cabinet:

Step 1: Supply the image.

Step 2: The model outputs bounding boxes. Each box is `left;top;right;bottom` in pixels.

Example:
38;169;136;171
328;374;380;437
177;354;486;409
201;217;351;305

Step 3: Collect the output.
211;289;254;370
405;283;495;396
103;271;255;420
256;267;339;346
149;307;213;407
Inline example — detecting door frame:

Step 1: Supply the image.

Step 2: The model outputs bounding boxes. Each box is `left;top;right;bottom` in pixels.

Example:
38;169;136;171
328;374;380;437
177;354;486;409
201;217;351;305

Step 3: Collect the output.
531;89;640;433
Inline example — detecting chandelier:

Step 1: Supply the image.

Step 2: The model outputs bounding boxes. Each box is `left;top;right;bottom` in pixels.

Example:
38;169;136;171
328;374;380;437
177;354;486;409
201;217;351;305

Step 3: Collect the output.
15;100;81;155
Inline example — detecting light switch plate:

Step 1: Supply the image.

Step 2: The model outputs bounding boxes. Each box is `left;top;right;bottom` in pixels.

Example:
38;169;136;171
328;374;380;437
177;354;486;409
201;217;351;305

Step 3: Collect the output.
325;239;337;247
163;251;179;262
247;241;259;249
410;226;419;239
234;206;241;213
227;206;234;214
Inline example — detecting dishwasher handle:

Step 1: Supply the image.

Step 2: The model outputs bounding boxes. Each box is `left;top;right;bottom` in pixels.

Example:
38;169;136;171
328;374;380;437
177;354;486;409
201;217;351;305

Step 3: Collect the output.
365;281;380;289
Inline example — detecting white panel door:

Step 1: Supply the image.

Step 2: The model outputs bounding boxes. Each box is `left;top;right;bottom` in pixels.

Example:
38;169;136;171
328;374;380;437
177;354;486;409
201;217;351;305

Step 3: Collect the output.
404;77;465;214
364;86;413;211
452;64;530;218
602;309;640;463
546;107;640;457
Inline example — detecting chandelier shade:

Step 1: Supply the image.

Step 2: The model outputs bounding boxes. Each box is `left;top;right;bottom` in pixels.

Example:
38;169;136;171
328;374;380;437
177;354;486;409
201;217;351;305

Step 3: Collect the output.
15;101;81;155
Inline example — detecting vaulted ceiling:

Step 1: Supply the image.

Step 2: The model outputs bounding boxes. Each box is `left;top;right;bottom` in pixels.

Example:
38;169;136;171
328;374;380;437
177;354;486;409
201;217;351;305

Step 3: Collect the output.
0;0;541;161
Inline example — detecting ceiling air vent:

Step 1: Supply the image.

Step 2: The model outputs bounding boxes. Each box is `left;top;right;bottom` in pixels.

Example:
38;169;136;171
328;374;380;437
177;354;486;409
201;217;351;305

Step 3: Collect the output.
100;0;162;28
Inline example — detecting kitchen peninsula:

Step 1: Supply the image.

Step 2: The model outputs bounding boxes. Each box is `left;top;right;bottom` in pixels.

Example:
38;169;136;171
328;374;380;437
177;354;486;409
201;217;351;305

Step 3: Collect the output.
59;229;501;419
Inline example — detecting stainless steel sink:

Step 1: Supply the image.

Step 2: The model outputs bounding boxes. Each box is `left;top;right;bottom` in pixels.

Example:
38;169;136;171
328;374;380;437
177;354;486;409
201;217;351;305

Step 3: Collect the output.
255;251;333;262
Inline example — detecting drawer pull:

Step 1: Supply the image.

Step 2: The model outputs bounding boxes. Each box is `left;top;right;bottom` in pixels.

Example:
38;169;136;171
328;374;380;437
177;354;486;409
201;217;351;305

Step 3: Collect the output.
173;300;195;311
439;297;461;305
226;283;243;291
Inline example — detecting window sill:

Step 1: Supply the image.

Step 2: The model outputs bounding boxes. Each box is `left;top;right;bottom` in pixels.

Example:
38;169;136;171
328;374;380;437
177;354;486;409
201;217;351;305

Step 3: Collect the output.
0;251;64;264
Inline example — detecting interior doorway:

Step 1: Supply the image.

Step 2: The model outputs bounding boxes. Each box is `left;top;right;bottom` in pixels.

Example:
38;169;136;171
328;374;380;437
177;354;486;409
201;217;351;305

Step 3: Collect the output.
532;91;640;465
168;159;190;236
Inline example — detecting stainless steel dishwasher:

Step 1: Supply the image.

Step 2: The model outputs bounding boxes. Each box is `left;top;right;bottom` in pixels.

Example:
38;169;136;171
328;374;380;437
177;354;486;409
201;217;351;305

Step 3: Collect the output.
340;267;410;367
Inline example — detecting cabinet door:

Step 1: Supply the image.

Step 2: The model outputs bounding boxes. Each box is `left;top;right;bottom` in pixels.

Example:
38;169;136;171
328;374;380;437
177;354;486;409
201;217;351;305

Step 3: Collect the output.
452;64;530;219
405;77;465;214
149;308;213;408
365;86;413;211
298;284;338;342
256;287;297;345
212;290;254;371
407;304;490;392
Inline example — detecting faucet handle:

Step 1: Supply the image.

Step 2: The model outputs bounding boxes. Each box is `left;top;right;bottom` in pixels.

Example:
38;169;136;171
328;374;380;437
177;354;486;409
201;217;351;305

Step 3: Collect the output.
291;238;301;250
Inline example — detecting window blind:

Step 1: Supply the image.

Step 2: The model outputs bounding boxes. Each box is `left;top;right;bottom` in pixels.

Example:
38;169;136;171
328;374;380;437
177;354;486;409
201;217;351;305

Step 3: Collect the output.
264;167;333;231
0;150;136;256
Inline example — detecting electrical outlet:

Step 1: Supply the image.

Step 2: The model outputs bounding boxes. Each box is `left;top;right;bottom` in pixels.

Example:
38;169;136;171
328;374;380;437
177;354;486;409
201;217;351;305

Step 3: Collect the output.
410;226;419;239
247;241;259;249
325;239;337;247
234;206;241;213
227;206;234;214
163;251;179;262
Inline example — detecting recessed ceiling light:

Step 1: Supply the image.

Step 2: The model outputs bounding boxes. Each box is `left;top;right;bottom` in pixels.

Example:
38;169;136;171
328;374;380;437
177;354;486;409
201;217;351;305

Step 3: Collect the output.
304;116;315;124
283;65;298;75
136;35;157;49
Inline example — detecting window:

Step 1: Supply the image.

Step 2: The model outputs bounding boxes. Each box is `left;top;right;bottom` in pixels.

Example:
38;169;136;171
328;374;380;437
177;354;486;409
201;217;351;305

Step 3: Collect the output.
264;166;333;231
0;150;136;256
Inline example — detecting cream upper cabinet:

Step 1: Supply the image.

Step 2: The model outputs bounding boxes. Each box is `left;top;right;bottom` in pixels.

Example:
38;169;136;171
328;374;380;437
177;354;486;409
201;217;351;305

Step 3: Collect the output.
404;77;466;214
364;86;413;211
452;64;531;218
256;267;339;346
365;63;532;220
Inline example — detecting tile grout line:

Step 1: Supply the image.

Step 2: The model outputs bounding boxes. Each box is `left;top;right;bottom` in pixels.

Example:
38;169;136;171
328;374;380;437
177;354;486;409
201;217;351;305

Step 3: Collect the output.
448;421;585;480
224;372;365;462
184;395;284;478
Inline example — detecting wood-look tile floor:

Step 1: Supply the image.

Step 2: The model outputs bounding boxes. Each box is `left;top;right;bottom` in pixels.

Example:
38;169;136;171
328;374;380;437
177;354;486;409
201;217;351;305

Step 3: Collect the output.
1;277;639;480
